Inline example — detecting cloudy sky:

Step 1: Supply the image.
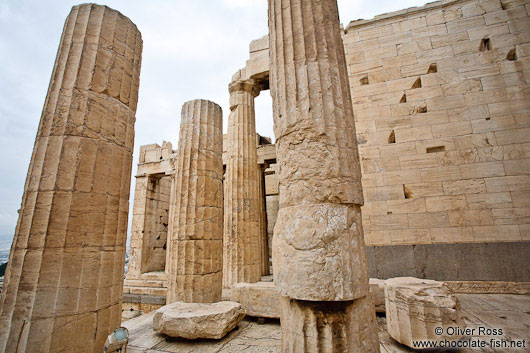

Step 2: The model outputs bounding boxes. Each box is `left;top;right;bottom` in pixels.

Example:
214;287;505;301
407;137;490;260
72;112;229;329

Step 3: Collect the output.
0;0;430;241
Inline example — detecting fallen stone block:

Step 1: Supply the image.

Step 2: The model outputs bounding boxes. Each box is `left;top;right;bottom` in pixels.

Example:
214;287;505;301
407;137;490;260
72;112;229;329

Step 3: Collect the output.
385;277;464;348
232;281;280;318
152;301;245;339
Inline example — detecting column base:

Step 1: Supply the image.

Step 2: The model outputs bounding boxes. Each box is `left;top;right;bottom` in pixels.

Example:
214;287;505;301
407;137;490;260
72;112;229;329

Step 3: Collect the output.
280;296;380;353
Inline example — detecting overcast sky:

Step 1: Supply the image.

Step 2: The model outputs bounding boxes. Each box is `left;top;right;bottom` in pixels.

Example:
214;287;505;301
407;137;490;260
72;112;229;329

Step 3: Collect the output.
0;0;430;240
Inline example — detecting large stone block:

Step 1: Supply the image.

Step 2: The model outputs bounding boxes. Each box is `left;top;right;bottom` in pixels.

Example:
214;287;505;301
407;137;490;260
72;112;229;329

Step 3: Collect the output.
384;277;464;348
152;301;245;340
232;282;280;318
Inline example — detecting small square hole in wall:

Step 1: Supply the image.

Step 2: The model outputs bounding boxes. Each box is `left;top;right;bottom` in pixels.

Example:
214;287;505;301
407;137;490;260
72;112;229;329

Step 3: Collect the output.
360;76;369;85
416;104;428;114
427;63;438;74
506;48;517;61
500;1;507;10
411;77;422;89
400;93;407;103
426;146;445;153
480;37;491;51
403;185;414;199
388;130;396;144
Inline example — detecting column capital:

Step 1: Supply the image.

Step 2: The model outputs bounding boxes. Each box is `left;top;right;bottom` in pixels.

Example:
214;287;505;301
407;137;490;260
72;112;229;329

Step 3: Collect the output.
229;78;260;97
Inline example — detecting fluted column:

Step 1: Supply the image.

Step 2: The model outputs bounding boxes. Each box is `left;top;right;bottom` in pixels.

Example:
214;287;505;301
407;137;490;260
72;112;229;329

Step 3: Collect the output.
223;79;262;287
0;4;142;352
258;165;270;276
166;100;224;304
268;0;379;351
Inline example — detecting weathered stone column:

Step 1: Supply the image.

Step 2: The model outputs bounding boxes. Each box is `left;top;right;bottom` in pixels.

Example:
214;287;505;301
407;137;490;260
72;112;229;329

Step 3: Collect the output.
223;79;262;287
0;4;142;352
268;0;380;351
258;164;270;276
166;100;224;304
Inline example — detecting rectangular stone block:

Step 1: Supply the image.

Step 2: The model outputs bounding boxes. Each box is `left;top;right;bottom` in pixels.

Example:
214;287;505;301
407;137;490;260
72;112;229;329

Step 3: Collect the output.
432;121;472;138
504;158;530;176
400;154;439;170
387;198;427;214
390;229;431;245
371;214;409;231
420;166;462;182
425;195;468;212
443;178;487;195
485;175;530;192
408;212;450;228
231;282;280;318
460;162;505;179
364;185;405;201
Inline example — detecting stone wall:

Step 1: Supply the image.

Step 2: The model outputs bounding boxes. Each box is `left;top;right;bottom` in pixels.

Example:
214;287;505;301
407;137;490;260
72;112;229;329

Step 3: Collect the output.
343;0;529;250
127;142;174;280
142;174;170;273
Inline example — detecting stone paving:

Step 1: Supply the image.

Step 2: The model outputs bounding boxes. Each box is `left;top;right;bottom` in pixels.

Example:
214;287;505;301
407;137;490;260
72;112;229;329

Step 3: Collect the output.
124;293;530;352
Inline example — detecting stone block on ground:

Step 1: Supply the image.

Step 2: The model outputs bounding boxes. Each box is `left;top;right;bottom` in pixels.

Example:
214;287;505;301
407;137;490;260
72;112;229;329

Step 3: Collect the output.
152;301;245;339
370;278;386;313
384;277;464;348
232;282;280;318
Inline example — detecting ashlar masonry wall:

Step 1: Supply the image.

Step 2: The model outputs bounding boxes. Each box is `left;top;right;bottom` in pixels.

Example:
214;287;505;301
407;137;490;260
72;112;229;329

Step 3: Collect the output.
343;0;530;280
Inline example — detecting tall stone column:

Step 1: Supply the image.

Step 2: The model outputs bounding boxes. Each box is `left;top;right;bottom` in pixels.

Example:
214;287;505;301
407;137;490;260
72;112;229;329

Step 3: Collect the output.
166;100;224;304
268;0;380;352
223;79;262;287
258;164;270;276
0;4;142;353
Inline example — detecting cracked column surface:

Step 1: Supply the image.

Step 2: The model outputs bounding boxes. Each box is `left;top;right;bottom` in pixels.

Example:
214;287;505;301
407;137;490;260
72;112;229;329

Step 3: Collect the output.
223;79;262;287
166;100;224;304
0;4;142;352
268;0;380;351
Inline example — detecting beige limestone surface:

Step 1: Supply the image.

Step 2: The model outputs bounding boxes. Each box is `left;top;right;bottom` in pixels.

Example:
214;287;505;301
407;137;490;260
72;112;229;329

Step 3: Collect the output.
268;0;379;351
269;0;368;302
258;164;271;276
280;295;380;353
384;277;465;348
166;99;224;304
152;301;245;340
343;0;530;246
223;79;262;288
127;142;174;280
232;281;280;318
370;278;386;313
125;293;529;353
0;4;142;352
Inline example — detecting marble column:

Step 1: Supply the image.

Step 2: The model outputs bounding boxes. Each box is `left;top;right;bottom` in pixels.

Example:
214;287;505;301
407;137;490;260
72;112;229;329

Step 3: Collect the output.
258;165;270;276
166;99;224;304
268;0;380;351
0;4;142;352
223;79;262;287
